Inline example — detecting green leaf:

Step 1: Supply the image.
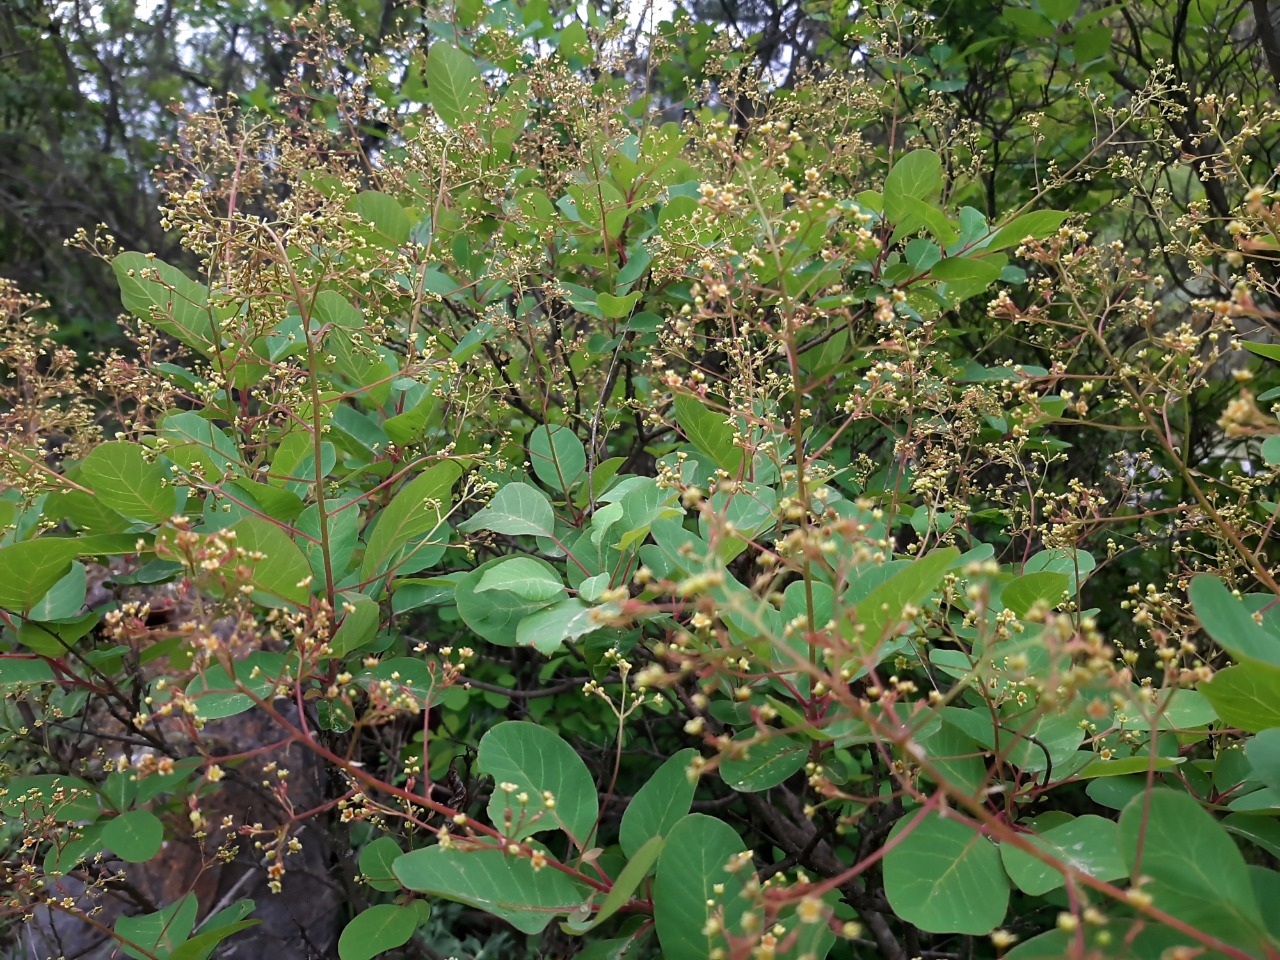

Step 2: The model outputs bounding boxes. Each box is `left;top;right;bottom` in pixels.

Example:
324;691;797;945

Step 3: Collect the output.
719;732;808;792
17;611;98;662
1225;812;1280;859
44;488;131;533
0;656;56;686
1228;787;1280;811
1119;789;1269;948
0;538;77;613
161;411;239;479
455;557;557;645
1074;754;1185;778
338;904;418;960
597;291;640;318
930;255;1005;305
565;836;664;933
1153;688;1220;730
985;210;1069;252
1004;927;1192;960
80;441;177;523
360;836;404;892
1;774;99;822
102;810;164;863
113;253;213;352
313;293;394;406
558;20;591;60
673;394;744;476
393;844;585;933
426;42;485;129
895;197;959;245
45;823;105;875
476;556;566;602
884;149;943;221
115;894;199;960
919;721;989;797
165;920;258;960
999;815;1127;895
883;812;1009;935
1001;711;1085;773
77;533;153;557
1039;0;1080;23
528;425;587;492
1201;662;1280;731
847;547;959;648
228;478;307;524
1023;546;1095;590
457;482;555;537
575;938;648;960
1190;574;1280;666
186;651;286;721
384;391;438;447
619;749;699;859
653;814;752;960
348;191;412;246
1262;435;1280;467
1247;728;1280;791
329;593;381;658
514;597;601;654
1000;571;1070;617
27;560;86;621
361;461;462;580
477;721;599;844
1244;341;1280;363
227;516;312;607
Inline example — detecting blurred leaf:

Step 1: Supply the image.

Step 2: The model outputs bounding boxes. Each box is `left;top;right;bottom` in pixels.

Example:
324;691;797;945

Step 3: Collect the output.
1190;574;1280;667
0;538;77;613
102;809;164;863
338;904;418;960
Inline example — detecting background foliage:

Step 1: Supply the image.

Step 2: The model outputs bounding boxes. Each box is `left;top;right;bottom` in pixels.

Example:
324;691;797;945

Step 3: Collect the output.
4;1;1280;959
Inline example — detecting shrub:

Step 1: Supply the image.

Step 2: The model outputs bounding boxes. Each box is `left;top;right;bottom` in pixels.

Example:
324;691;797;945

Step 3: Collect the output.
3;6;1280;960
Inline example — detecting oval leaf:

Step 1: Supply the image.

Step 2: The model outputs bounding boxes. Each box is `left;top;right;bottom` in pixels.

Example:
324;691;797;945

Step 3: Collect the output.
653;814;753;960
477;721;599;845
1190;574;1280;667
337;904;418;960
1119;789;1269;948
0;538;77;613
426;42;485;129
456;482;555;537
528;424;587;493
393;844;585;934
883;812;1009;935
719;732;808;792
620;748;698;859
102;809;164;863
